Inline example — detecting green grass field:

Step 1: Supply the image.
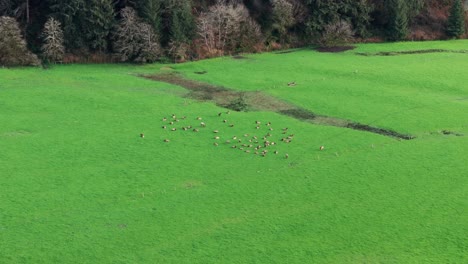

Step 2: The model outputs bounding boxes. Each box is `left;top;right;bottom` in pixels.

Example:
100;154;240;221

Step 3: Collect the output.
1;40;467;263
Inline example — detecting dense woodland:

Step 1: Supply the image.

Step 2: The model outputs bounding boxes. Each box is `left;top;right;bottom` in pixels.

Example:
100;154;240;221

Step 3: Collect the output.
0;0;467;65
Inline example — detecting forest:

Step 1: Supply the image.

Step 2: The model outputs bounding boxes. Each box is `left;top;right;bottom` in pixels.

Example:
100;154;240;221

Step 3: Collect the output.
0;0;467;65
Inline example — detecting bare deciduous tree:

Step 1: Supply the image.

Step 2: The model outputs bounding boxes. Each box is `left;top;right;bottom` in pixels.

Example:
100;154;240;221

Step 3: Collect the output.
288;0;308;24
114;7;161;63
0;16;39;66
41;17;65;63
318;20;355;47
168;40;190;62
197;1;262;56
271;0;294;43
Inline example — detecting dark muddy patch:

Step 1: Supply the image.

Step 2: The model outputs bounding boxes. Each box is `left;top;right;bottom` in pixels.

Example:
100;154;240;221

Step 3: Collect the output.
356;49;468;56
316;46;356;53
232;55;247;59
280;108;316;120
143;73;415;140
274;49;300;54
194;70;207;75
441;130;464;136
346;123;414;140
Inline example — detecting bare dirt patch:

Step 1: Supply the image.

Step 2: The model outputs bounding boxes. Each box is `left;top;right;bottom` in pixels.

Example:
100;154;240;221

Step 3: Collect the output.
316;46;356;53
441;130;464;136
144;73;415;140
232;55;247;59
346;123;414;140
356;49;468;56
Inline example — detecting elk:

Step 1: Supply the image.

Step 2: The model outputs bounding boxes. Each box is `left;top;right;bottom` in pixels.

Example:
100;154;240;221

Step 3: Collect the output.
171;128;177;131
319;146;325;151
200;122;206;127
162;117;167;121
140;133;145;138
218;112;222;116
213;142;219;146
164;139;170;142
196;117;202;120
287;81;296;87
213;130;219;133
285;153;289;159
162;126;167;129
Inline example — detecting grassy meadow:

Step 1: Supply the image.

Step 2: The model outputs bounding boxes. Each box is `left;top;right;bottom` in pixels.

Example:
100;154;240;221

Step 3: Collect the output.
0;40;467;263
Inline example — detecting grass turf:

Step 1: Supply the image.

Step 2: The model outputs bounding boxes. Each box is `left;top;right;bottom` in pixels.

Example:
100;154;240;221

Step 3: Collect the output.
0;40;467;263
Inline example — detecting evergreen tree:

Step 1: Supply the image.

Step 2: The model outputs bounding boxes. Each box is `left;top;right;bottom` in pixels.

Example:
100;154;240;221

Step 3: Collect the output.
447;0;465;38
137;0;162;36
166;0;195;44
304;0;371;40
0;0;13;16
41;17;65;63
387;0;408;41
83;0;115;51
48;0;86;50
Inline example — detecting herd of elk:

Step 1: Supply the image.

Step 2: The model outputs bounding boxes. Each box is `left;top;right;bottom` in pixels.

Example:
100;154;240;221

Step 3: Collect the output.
142;112;327;159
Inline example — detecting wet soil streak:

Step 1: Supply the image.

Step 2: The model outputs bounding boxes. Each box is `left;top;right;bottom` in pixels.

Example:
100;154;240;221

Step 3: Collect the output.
144;73;414;140
356;49;468;56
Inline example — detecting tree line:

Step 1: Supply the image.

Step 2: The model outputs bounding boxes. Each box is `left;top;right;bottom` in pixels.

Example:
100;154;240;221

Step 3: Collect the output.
0;0;466;66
